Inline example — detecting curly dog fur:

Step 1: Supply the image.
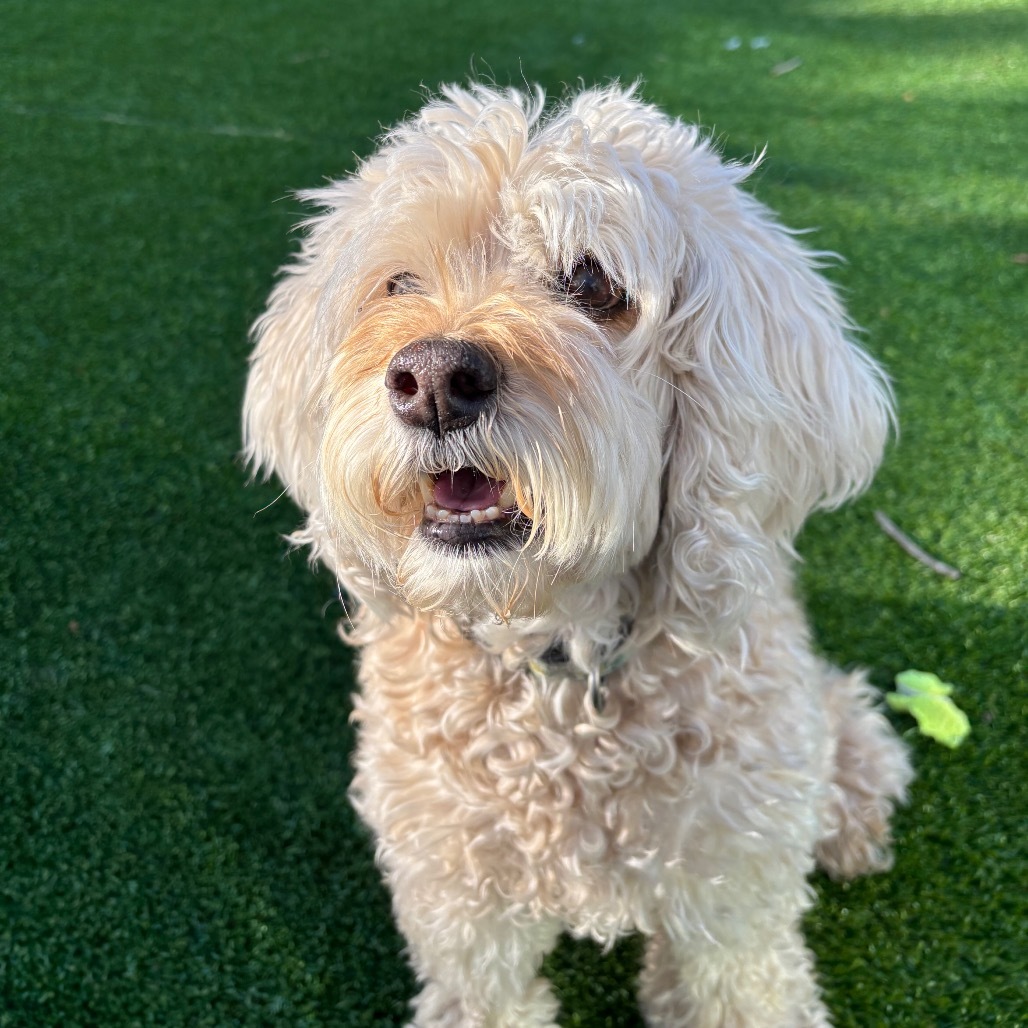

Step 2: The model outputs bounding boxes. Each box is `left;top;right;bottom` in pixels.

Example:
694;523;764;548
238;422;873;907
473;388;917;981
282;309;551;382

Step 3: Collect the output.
244;83;912;1027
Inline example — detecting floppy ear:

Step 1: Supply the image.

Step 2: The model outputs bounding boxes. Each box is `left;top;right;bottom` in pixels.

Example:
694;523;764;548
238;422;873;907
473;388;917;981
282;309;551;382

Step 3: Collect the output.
652;153;893;642
243;178;368;511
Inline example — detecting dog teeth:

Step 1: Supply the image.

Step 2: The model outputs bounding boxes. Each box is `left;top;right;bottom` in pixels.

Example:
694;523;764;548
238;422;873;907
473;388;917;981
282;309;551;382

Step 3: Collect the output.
503;482;533;519
498;483;516;510
422;478;523;526
424;504;507;524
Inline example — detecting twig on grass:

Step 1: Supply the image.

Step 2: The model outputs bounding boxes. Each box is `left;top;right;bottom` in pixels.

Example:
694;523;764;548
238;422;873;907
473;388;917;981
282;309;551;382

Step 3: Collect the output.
874;510;962;580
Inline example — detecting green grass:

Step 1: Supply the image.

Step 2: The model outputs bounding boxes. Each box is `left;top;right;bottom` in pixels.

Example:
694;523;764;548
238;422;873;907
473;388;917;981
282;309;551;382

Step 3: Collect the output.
1;0;1024;1024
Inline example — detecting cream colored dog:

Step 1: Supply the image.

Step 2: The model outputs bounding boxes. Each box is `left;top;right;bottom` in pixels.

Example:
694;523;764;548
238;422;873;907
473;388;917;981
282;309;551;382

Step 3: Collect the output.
244;84;912;1027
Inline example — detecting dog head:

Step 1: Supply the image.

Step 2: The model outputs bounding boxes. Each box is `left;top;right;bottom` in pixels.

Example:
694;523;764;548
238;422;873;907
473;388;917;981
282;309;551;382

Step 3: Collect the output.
245;84;891;634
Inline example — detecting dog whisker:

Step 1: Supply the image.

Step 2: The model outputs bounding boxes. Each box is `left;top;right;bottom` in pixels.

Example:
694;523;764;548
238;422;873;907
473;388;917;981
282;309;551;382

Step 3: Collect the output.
251;486;290;518
637;368;716;416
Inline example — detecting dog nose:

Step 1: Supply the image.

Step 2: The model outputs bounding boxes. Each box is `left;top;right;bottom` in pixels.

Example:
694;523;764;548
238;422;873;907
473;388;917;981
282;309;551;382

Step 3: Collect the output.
385;337;498;436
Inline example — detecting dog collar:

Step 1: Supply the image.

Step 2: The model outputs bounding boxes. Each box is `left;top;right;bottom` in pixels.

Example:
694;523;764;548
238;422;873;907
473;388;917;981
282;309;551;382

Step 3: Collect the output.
525;623;633;713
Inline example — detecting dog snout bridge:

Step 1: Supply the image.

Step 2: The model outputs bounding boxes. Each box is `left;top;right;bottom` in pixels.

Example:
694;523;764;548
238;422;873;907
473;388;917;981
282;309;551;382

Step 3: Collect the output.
385;337;498;437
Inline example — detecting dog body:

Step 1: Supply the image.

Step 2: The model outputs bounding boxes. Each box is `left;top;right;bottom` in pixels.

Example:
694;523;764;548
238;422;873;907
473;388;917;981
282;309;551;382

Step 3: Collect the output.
245;84;912;1027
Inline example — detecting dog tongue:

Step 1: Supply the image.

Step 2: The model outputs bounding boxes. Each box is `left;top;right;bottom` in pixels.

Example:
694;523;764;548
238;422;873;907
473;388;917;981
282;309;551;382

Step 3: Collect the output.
433;468;504;512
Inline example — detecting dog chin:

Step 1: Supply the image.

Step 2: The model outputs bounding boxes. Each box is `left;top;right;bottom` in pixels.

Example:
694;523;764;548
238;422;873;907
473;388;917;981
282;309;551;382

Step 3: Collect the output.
392;529;562;619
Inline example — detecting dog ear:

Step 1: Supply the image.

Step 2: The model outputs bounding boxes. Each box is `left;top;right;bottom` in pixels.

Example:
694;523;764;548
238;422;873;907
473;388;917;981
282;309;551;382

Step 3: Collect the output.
652;152;893;643
243;179;368;511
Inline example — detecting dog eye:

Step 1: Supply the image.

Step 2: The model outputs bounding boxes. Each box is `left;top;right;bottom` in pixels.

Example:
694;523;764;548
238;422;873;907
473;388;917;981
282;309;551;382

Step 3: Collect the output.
561;257;628;316
386;273;424;296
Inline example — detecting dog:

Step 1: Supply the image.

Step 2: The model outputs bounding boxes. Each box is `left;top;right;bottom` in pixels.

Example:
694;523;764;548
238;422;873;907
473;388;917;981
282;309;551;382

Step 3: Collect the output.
244;83;913;1027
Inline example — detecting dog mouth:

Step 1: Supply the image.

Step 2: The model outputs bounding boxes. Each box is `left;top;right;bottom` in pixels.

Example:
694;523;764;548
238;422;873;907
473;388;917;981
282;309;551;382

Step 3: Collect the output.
417;468;532;547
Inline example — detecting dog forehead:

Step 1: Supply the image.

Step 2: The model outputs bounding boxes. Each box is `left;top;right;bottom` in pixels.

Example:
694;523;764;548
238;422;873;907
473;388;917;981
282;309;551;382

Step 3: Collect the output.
361;90;688;281
500;111;688;284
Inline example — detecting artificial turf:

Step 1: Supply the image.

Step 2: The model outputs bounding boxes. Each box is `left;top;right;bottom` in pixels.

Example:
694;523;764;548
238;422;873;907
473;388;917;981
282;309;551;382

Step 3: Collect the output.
1;0;1025;1024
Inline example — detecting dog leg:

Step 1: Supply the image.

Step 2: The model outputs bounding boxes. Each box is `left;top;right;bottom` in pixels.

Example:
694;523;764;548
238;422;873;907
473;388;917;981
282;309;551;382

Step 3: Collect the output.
638;924;829;1028
815;669;913;879
391;891;563;1028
